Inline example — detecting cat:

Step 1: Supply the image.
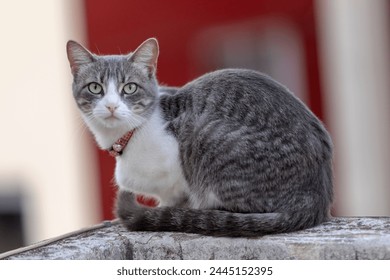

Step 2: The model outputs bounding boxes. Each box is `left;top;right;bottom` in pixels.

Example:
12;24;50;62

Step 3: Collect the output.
66;38;333;237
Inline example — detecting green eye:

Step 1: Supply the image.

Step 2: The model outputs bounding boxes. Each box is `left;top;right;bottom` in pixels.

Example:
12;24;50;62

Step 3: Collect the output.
123;83;138;95
88;82;103;94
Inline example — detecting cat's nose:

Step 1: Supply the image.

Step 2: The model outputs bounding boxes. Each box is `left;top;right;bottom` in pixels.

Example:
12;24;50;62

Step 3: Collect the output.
106;105;118;113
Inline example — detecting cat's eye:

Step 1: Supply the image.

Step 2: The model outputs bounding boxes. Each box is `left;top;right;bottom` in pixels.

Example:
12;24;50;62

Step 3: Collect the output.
123;83;138;95
88;82;103;95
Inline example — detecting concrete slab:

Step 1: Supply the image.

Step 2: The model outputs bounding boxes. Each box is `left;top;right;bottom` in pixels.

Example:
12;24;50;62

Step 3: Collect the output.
1;217;389;260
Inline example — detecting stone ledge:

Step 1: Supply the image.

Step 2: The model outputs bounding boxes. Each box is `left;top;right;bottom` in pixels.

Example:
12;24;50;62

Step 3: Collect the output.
1;217;389;260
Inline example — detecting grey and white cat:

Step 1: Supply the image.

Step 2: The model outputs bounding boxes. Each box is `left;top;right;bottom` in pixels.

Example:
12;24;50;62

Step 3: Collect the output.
66;38;333;237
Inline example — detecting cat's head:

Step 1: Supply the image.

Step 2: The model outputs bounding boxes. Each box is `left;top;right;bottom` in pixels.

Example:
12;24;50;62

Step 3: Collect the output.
66;38;159;147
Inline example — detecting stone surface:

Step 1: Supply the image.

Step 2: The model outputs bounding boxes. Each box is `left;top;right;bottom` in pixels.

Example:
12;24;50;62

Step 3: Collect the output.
1;217;390;260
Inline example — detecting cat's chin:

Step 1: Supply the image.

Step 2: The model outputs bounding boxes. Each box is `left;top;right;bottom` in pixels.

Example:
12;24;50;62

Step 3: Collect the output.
99;116;127;129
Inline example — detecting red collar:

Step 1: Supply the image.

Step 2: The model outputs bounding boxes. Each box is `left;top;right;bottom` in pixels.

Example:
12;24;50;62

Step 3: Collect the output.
108;130;134;157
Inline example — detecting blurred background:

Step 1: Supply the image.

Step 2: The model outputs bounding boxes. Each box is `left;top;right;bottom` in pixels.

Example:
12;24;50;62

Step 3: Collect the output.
0;0;389;253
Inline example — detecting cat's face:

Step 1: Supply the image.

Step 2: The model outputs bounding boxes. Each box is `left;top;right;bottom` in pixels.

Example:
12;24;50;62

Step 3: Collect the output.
66;39;159;131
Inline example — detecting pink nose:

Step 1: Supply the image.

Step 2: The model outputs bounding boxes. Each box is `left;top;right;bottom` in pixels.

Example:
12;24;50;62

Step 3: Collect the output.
106;105;118;113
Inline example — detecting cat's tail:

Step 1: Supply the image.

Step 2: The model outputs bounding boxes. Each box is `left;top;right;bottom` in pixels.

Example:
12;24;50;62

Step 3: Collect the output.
115;192;328;237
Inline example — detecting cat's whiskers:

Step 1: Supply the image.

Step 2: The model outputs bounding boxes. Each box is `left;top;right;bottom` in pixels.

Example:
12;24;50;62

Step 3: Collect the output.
116;110;145;131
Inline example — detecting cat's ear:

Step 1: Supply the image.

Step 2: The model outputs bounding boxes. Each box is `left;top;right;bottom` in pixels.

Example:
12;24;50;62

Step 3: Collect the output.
66;40;95;76
129;38;159;76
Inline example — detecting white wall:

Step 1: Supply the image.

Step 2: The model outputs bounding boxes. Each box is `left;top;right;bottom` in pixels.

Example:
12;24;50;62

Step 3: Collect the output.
316;0;390;215
0;0;100;244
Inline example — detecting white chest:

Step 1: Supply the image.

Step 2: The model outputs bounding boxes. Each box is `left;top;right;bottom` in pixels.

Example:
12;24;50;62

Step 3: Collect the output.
114;113;189;206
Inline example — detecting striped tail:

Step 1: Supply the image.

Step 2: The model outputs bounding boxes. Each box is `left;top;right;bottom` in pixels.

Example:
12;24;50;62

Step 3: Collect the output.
115;191;328;237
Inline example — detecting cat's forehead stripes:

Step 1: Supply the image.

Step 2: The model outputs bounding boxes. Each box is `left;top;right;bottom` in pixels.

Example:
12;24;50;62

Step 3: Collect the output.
94;57;127;84
88;56;146;86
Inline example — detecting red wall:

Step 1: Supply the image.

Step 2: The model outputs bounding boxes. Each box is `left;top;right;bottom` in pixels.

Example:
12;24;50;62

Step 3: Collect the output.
84;0;322;220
